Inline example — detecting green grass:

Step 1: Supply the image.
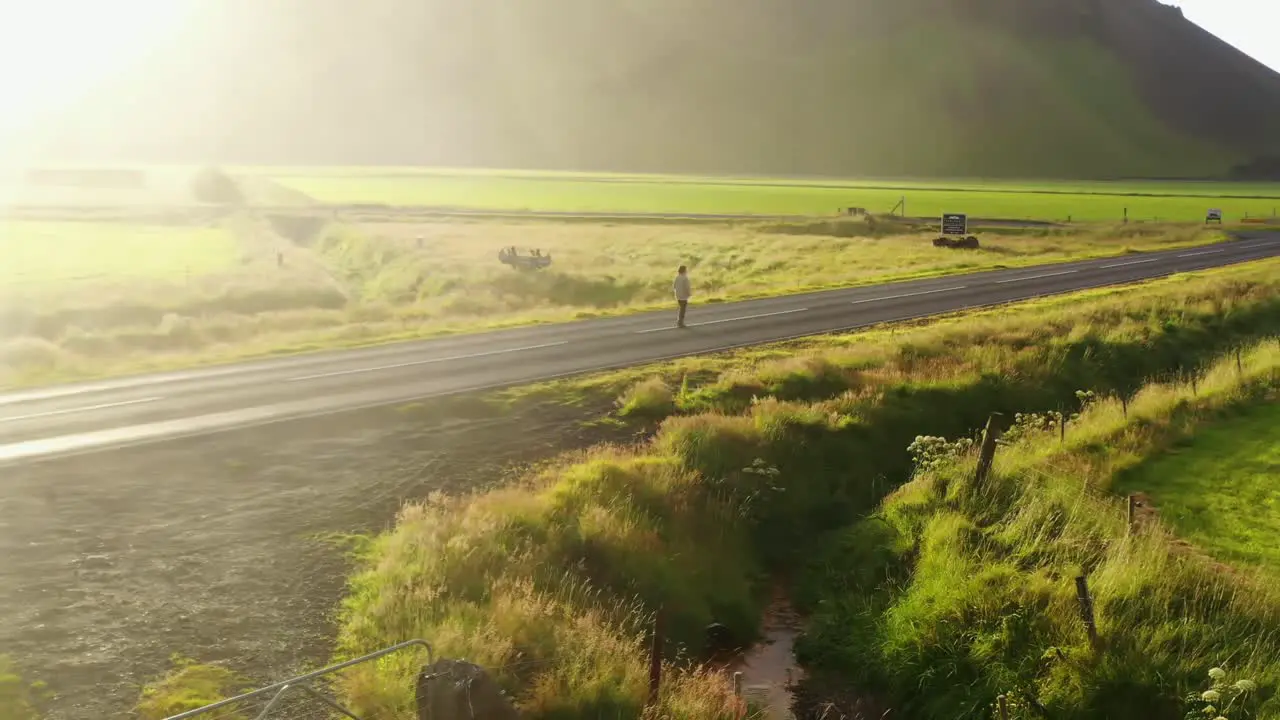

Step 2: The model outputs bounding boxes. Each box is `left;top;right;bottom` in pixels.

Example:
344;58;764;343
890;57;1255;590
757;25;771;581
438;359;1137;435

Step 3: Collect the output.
261;169;1280;222
1117;401;1280;576
327;259;1280;719
0;220;239;286
0;210;1229;389
798;347;1280;720
134;660;250;720
0;656;46;720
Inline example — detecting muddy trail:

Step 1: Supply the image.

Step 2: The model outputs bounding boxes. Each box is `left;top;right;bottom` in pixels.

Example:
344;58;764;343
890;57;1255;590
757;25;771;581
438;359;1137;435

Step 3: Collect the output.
0;398;622;719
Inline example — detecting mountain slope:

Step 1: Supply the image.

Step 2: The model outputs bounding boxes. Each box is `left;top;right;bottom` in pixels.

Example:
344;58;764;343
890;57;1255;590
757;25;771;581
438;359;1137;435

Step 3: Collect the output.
19;0;1280;178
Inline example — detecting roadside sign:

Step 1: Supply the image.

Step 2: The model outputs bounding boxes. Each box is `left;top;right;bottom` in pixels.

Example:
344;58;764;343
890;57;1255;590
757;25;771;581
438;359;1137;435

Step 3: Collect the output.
942;213;968;235
1206;209;1223;224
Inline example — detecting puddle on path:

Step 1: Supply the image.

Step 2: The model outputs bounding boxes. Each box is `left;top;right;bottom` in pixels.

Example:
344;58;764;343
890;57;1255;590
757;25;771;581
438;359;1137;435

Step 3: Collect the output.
727;589;804;719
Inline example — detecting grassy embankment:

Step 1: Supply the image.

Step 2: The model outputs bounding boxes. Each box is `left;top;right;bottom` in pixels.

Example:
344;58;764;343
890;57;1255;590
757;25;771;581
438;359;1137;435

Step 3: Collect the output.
329;258;1280;719
258;169;1280;222
795;349;1280;719
0;207;1229;388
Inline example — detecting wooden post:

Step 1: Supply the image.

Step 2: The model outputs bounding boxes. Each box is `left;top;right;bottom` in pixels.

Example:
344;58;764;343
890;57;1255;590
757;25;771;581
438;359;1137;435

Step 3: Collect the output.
277;251;284;268
1074;575;1100;650
647;608;664;709
1191;372;1198;396
998;694;1010;720
1126;495;1138;535
1123;208;1128;223
732;671;745;720
1120;394;1128;419
1236;347;1244;377
974;413;1003;487
1059;412;1066;444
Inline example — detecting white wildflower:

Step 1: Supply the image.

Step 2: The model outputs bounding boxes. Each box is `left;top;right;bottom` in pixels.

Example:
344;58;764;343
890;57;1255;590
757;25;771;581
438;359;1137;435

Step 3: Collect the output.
1208;667;1227;681
1201;690;1221;703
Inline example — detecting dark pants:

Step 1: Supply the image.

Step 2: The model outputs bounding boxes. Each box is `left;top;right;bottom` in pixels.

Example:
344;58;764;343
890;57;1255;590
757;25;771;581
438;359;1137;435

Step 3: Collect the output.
677;300;688;326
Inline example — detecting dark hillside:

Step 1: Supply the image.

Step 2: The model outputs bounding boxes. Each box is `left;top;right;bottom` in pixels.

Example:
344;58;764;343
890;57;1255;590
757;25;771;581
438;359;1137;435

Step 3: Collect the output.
1096;0;1280;165
22;0;1280;178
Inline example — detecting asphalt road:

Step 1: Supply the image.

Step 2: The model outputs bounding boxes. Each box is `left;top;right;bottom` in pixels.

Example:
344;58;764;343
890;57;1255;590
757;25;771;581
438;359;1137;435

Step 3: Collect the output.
2;233;1278;465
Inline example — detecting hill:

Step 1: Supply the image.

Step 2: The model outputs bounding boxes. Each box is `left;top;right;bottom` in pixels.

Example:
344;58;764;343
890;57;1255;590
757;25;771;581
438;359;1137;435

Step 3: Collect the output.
19;0;1280;178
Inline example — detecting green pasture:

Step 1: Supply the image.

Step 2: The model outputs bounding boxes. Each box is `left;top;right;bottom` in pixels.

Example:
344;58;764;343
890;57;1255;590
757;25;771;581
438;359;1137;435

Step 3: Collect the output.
262;169;1280;222
1119;401;1280;576
0;220;239;286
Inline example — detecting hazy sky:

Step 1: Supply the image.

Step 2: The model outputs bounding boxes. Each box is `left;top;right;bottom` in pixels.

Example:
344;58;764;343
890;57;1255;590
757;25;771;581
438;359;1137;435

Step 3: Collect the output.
1176;0;1280;72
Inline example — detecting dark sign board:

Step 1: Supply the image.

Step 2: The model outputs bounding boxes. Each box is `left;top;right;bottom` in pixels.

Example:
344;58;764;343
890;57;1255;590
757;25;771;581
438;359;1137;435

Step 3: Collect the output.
942;213;968;235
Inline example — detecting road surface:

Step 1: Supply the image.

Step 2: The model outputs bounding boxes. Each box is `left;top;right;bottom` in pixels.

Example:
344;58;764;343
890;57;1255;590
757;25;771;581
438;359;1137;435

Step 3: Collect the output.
2;233;1278;465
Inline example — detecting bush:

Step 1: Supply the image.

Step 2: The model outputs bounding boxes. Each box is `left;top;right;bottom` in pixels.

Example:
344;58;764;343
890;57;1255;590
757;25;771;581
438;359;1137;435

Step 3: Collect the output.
191;166;243;205
616;376;676;418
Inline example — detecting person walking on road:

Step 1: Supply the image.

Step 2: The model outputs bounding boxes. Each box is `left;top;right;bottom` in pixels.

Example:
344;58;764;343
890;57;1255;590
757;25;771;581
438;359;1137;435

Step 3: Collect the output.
673;265;692;328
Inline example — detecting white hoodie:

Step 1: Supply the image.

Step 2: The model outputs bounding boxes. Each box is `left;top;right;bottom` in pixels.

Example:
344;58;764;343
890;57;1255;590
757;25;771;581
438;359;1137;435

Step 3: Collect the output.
673;273;692;301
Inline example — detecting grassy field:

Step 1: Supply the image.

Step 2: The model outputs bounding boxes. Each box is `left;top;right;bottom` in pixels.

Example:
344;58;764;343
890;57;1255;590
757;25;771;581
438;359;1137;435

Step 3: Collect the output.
317;259;1280;719
259;169;1280;222
1117;401;1280;576
0;220;238;285
0;207;1228;388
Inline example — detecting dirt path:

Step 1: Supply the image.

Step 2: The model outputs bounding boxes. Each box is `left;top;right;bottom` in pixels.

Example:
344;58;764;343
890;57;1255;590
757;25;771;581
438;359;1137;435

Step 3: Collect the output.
0;399;618;719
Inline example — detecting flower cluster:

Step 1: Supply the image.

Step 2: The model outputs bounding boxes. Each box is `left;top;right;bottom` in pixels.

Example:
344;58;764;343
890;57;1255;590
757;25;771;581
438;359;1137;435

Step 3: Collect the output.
999;411;1067;445
907;435;975;473
1183;666;1258;720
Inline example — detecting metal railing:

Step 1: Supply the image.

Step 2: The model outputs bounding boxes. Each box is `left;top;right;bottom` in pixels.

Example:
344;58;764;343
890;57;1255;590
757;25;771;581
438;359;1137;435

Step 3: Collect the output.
165;639;434;720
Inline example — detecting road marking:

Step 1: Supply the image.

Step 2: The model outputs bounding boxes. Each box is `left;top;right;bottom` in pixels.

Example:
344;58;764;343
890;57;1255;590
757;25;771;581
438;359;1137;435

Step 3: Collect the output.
849;286;968;305
1100;258;1159;269
1179;249;1226;258
0;396;164;424
995;270;1077;284
635;307;809;334
285;341;570;382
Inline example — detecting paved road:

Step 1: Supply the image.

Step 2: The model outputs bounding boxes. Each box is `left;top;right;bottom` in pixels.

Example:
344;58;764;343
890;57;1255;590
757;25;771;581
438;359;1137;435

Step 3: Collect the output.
2;233;1278;465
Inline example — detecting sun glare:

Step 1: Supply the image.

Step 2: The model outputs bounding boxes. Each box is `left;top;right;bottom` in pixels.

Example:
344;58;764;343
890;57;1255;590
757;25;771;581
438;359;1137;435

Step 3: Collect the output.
0;0;198;154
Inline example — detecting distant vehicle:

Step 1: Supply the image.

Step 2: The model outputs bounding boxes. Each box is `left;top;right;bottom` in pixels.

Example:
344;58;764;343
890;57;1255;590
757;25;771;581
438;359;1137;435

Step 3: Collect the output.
498;246;553;270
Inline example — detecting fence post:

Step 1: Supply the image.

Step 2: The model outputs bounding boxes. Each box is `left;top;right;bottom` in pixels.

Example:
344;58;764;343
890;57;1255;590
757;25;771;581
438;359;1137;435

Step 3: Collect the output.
1236;347;1244;377
1126;495;1138;535
1191;372;1198;396
1059;411;1066;444
974;413;1003;488
998;694;1010;720
1074;576;1101;650
647;608;664;709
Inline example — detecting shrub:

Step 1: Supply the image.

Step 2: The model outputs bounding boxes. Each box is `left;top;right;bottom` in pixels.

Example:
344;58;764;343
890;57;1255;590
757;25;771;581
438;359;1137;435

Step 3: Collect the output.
616;376;676;418
191;166;243;205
